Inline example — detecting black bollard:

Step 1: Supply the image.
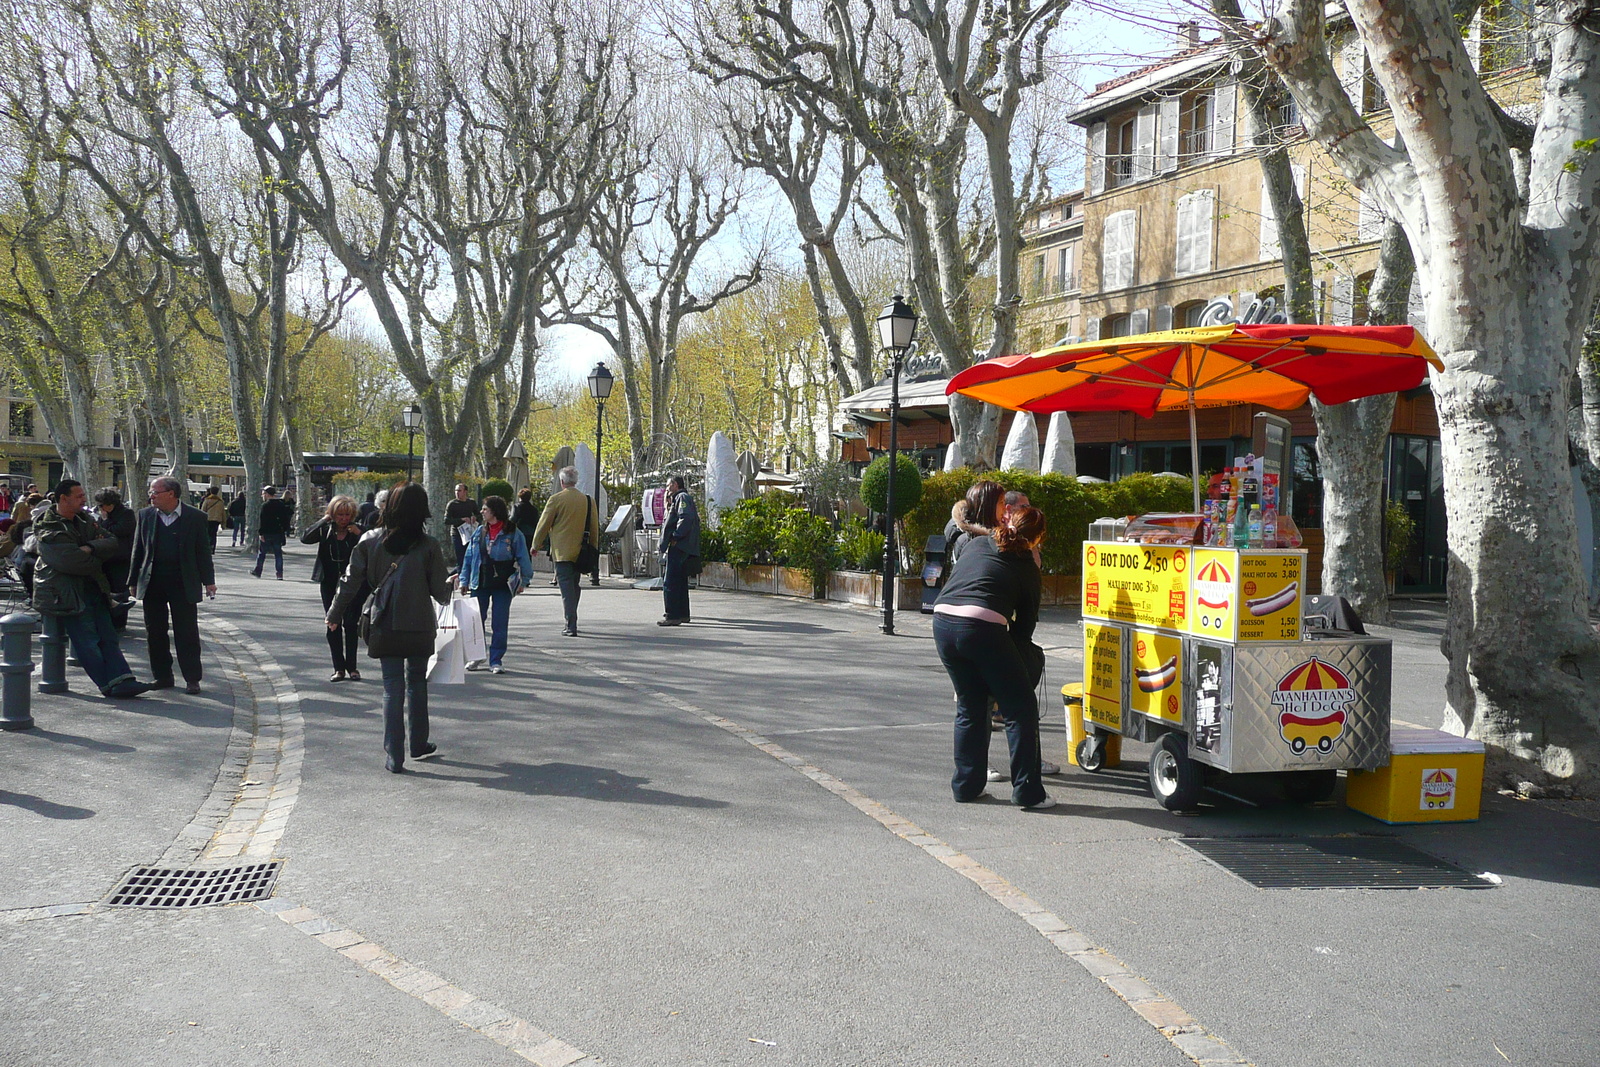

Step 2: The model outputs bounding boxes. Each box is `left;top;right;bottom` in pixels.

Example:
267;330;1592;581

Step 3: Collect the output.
38;613;67;694
1;612;37;730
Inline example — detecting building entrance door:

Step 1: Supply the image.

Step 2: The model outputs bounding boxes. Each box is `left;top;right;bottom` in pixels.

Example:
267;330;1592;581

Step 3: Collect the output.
1386;434;1447;594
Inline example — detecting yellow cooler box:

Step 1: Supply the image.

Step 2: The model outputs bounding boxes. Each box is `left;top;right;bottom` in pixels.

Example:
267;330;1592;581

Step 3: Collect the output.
1346;728;1486;823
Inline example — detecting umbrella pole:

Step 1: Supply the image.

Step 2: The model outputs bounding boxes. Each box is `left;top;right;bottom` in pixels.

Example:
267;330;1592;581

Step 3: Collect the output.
1188;394;1202;513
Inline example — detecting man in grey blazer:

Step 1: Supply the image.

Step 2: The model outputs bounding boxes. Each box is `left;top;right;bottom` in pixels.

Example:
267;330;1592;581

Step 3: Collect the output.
128;476;216;694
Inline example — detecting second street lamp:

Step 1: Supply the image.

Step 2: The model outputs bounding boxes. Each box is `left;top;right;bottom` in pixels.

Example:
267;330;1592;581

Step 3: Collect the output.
588;363;614;586
875;295;918;636
402;403;423;484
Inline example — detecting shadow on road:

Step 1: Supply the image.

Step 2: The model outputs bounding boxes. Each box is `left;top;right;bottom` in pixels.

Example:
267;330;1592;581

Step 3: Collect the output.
429;759;731;809
0;789;95;820
24;728;135;754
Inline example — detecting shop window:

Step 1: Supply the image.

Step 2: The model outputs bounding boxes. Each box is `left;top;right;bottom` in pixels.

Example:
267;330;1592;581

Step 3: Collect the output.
1103;314;1132;338
1175;300;1208;328
1292;439;1323;529
9;459;32;477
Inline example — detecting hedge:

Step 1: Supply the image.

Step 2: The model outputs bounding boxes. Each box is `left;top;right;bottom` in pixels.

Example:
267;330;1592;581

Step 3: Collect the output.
904;469;1193;575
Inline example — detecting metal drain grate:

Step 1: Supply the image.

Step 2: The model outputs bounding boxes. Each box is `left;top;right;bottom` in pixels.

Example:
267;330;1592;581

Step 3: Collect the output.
106;862;283;908
1178;837;1493;890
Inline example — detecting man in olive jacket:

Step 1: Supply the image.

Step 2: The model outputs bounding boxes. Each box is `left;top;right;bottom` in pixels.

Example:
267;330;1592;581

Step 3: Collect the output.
530;465;601;636
129;476;216;694
30;480;150;698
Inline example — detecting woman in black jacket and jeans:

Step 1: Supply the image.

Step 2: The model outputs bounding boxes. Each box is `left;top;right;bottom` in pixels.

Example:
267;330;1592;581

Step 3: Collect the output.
302;495;365;682
931;507;1052;809
328;483;450;774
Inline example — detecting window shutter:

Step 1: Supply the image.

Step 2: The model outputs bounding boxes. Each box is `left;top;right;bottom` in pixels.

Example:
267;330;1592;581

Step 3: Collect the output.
1101;210;1136;290
1174;189;1214;276
1210;82;1236;156
1330;276;1355;325
1085;317;1101;341
1339;34;1365;111
1130;308;1150;335
1158;96;1180;174
1259;178;1280;261
1154;304;1174;332
1237;289;1258;322
1088;122;1107;196
1358;191;1387;241
1134;105;1157;180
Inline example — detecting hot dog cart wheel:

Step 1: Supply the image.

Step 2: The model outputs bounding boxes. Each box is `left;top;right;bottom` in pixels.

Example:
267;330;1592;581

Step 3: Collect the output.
1075;734;1108;773
1148;733;1204;810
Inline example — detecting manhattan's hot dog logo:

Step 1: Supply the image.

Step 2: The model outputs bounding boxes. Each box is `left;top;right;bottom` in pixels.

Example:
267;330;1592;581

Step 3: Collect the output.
1193;558;1233;632
1272;657;1353;754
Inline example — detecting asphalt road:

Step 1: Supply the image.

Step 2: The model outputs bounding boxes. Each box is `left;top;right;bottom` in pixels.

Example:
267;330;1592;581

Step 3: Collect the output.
3;545;1596;1066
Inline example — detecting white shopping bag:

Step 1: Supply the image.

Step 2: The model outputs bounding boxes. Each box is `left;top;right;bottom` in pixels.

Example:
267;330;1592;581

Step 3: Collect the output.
427;604;466;683
453;596;488;663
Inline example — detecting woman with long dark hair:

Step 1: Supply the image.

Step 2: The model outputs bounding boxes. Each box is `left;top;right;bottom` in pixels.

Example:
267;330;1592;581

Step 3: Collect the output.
931;506;1052;809
303;495;366;682
455;495;534;673
328;483;450;773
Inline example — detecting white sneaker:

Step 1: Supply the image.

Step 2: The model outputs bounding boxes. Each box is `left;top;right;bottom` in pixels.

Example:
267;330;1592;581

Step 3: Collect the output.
1040;759;1061;775
1021;795;1057;811
986;768;1004;782
465;659;488;672
490;664;505;674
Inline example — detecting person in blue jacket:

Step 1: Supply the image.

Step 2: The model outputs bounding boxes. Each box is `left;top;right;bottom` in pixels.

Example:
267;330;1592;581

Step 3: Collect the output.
454;495;534;674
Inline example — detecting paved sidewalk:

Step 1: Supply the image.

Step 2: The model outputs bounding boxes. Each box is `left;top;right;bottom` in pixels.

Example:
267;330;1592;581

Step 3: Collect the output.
3;545;1596;1066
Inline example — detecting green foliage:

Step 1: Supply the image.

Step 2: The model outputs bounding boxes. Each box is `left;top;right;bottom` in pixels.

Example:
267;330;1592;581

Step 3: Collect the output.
859;454;923;514
332;472;408;500
837;515;886;571
479;478;514;503
799;460;859;512
718;492;797;566
904;468;1194;575
777;508;840;596
1384;500;1416;572
699;525;728;564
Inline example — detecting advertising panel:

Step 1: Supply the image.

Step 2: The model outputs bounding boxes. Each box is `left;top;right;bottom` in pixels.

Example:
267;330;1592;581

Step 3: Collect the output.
1236;552;1303;642
1190;551;1238;639
1128;628;1184;724
1083;622;1124;732
1081;543;1190;633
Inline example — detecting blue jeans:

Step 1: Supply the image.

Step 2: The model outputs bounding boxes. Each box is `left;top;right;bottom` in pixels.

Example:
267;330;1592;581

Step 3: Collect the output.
932;614;1044;805
554;561;581;631
57;593;136;694
663;548;692;620
255;535;284;577
475;588;511;666
380;655;430;767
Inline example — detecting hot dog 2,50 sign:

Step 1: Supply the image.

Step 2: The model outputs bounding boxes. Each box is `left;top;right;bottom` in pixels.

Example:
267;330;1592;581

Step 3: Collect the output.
1236;553;1303;642
1082;543;1189;633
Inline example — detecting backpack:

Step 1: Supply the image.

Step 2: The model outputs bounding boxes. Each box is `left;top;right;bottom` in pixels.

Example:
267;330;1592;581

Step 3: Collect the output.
359;547;431;658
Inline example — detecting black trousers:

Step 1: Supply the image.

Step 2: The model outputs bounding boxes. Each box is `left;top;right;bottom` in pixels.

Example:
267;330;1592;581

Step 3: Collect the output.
932;613;1044;806
320;578;361;673
662;548;692;620
144;576;202;685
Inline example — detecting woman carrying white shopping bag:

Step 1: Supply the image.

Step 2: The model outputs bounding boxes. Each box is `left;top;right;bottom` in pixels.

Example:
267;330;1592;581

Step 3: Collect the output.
453;495;534;674
327;483;451;774
428;602;467;684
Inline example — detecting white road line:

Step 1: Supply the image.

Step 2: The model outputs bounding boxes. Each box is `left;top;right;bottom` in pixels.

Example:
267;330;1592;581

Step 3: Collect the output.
547;646;1253;1067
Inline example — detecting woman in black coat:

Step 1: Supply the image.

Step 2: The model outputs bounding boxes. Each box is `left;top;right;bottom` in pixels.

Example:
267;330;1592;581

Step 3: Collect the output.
93;488;137;630
302;495;365;682
931;507;1051;809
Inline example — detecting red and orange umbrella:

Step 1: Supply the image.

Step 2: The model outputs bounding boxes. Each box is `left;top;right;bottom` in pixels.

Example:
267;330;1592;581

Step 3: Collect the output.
946;324;1442;510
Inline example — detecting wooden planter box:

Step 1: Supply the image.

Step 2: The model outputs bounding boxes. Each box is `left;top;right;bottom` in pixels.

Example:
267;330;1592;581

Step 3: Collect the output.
696;563;918;608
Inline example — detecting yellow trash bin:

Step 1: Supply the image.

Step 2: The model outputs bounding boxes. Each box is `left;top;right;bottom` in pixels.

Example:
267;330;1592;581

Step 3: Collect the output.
1063;683;1120;769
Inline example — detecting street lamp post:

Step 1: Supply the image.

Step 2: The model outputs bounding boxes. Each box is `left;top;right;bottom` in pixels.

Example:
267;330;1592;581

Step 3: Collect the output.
588;363;614;587
402;403;423;483
876;295;918;636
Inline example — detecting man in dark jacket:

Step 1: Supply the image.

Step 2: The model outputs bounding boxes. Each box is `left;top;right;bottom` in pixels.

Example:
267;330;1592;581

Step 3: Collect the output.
94;487;137;631
129;476;216;694
253;485;294;578
657;476;700;626
31;480;150;698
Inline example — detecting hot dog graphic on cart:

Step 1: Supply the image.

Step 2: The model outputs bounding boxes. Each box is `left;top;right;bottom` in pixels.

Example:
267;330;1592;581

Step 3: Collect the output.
1271;657;1355;754
1192;557;1233;633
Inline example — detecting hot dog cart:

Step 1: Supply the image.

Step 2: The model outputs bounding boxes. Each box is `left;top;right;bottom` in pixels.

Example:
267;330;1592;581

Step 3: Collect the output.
1078;540;1392;810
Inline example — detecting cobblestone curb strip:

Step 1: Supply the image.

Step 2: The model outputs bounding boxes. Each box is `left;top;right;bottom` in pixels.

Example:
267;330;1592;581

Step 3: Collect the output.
550;649;1252;1067
256;896;597;1067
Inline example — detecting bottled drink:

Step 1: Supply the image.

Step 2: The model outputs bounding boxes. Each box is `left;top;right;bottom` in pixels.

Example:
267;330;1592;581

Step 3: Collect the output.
1247;504;1263;547
1262;506;1279;549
